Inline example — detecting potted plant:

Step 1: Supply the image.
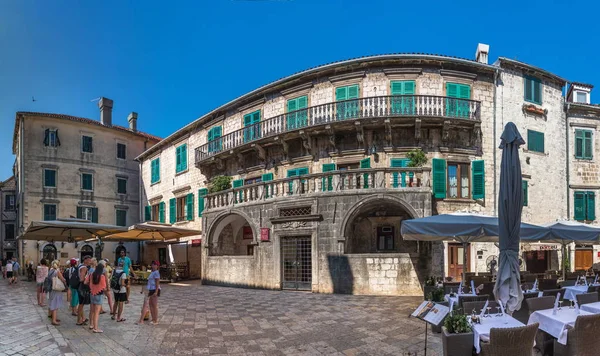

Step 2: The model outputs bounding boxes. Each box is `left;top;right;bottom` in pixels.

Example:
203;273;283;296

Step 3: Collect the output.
425;287;447;333
442;313;473;356
423;276;438;300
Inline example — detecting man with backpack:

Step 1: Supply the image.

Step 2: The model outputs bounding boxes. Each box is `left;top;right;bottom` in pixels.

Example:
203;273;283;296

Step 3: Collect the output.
66;259;79;315
110;261;128;322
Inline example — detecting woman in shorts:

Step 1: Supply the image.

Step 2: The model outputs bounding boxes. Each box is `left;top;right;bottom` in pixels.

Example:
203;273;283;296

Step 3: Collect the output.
85;263;106;333
36;259;48;306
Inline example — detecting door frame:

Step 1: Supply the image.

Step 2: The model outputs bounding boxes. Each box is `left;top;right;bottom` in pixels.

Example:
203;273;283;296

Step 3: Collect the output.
273;227;317;292
280;235;313;291
574;247;593;271
446;243;471;281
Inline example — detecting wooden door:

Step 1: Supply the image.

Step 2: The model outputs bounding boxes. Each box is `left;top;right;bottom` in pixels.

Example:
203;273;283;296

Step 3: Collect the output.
448;244;470;281
575;250;593;271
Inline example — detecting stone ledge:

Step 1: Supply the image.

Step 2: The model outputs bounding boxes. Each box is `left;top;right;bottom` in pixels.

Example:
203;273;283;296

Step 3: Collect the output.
270;215;323;224
569;185;600;190
569;122;597;129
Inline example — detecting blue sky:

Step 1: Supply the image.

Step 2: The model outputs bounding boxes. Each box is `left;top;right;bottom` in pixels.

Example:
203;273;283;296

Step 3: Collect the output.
0;0;597;180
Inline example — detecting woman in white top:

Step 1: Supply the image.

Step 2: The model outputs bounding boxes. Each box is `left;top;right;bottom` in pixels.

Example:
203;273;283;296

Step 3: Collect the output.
36;259;49;307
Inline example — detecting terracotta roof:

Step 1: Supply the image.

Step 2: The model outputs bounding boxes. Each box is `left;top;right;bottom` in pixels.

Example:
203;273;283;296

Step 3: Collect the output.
0;176;15;189
137;52;496;160
13;112;161;154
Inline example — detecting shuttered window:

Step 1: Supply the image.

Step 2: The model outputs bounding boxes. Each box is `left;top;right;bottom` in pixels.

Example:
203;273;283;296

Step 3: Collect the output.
77;207;98;223
390;158;410;188
287;96;308;130
522;181;528;207
287;167;309;195
335;84;360;120
322;163;336;191
169;198;176;224
243;110;261;143
432;158;447;199
175;144;188;173
145;205;152;222
262;173;274;198
117;178;127;194
232;179;244;202
575;129;593;160
198;188;208;217
574;191;596;221
390;81;415;115
471;160;485;200
44;204;57;221
44;169;57;188
151;158;160;184
117;143;126;159
159;202;165;223
360;158;371;189
208;126;223;153
82;136;93;153
186;193;194;221
81;173;93;191
524;76;542;104
446;83;471;118
527;130;545;153
116;210;127;227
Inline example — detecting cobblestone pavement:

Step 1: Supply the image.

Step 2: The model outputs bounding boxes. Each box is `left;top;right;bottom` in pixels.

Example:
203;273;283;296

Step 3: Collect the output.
0;278;442;355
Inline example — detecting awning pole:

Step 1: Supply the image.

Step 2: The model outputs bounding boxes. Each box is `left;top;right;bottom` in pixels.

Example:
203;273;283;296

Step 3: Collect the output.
562;242;566;281
463;241;468;284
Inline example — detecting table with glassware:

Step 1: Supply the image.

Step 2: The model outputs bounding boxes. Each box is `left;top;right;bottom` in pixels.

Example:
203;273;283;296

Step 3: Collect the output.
528;307;593;345
471;313;525;354
563;284;599;301
580;301;600;314
444;293;476;311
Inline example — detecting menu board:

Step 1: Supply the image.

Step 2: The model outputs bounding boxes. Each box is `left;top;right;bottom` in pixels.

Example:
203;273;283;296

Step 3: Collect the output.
411;301;450;326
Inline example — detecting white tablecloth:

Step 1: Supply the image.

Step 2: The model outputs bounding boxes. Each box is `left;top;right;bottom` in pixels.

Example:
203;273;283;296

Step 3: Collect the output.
444;293;476;311
528;308;592;345
580;301;600;314
563;286;589;301
472;315;524;353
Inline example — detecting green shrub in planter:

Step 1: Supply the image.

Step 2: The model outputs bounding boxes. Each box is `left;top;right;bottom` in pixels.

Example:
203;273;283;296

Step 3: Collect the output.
442;313;473;356
444;313;472;334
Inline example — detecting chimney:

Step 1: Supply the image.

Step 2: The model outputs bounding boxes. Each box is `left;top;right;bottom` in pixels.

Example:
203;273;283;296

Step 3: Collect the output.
475;43;490;64
98;97;113;126
128;112;138;132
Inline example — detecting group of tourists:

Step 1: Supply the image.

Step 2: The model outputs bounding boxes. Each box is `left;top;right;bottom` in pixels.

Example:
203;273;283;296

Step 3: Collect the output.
2;256;20;284
33;250;161;333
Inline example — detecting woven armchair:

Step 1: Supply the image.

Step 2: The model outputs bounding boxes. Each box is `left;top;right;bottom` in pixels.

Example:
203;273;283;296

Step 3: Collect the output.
513;292;540;324
538;279;558;291
462;300;498;315
576;292;598;306
480;323;538;356
457;295;489;313
526;296;556;356
554;314;600;356
542;288;566;300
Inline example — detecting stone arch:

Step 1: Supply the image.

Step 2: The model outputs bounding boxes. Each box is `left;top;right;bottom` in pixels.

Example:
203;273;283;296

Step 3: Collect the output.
80;244;94;261
207;209;258;256
41;243;57;262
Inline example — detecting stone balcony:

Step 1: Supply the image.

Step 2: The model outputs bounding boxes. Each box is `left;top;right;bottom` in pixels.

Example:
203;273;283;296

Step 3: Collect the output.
203;167;431;212
195;95;481;167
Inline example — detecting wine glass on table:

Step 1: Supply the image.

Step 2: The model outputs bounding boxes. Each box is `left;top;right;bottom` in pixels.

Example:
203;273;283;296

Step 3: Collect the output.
558;300;563;311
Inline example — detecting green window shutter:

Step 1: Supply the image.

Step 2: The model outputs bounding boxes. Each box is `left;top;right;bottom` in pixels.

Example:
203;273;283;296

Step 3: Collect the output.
335;87;348;101
524;77;533;102
360;158;371;189
391;158;410;188
575;129;584;159
169;198;176;224
181;144;187;172
432;158;447;199
287;169;298;195
446;83;458;98
82;174;93;190
175;146;181;173
44;170;56;187
159;202;165;223
262;173;273;198
77;207;83;219
186;193;194;221
391;81;415;115
587;192;596;221
91;208;98;223
233;179;244;202
243;111;261;142
403;81;415;95
347;85;359;99
151;158;160;184
297;95;308;109
527;130;545;153
574;192;586;221
117;179;127;194
446;83;460;117
525;76;542;104
144;205;151;221
459;84;471;99
287;98;298;130
391;81;403;95
198;189;208;217
116;210;126;227
322;163;336;192
584;130;593;160
522;181;528;207
207;128;214;142
471;160;485;200
533;79;541;104
288;97;298;112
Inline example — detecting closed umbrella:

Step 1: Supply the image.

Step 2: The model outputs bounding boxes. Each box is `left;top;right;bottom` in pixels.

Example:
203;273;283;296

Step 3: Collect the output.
493;122;525;314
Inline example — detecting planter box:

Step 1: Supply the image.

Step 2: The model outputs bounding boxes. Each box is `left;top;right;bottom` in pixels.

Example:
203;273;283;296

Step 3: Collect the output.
442;326;474;356
430;301;449;333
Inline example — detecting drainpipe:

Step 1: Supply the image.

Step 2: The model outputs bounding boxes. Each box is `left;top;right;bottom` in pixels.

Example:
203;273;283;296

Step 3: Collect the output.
138;159;143;262
19;116;25;267
493;68;500;217
565;98;571;220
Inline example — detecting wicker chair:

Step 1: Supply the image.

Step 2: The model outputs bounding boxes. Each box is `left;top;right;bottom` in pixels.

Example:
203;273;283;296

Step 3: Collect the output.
457;295;489;313
576;292;598;306
443;282;461;295
513;292;540;324
538;278;558;291
561;279;577;287
553;314;600;356
542;288;566;300
587;285;600;294
526;297;556;356
480;323;539;356
523;274;537;283
479;282;496;300
462;300;498;315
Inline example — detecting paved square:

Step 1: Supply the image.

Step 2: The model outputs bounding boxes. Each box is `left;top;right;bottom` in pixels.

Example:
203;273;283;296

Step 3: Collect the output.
0;278;441;355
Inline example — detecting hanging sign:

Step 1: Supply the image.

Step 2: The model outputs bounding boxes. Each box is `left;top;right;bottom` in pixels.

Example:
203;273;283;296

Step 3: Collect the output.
260;228;270;242
191;239;202;247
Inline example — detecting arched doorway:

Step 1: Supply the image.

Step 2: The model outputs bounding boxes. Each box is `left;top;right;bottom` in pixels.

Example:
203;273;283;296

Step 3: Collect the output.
80;245;94;261
115;245;126;265
208;213;255;256
42;244;57;262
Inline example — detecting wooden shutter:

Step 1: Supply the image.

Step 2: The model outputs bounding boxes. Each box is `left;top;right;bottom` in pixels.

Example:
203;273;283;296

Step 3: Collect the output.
297;96;308;109
587;192;595;221
432;158;447;199
391;158;409;188
527;130;544;153
524;77;533;102
287;98;298;130
198;189;208;217
446;83;458;98
335;86;347;101
175;146;181;172
575;129;584;159
347;85;359;99
458;84;471;99
159;202;165;223
44;129;49;146
574;192;586;221
533;78;541;104
390;81;403;95
471;160;485;200
584;130;593;160
403;81;415;95
233;179;244;202
186;193;194;221
322;163;336;191
181;144;187;171
77;207;84;220
522;181;528;207
168;198;176;223
91;208;98;223
287;169;298;194
262;173;273;198
288;98;297;112
360;158;370;188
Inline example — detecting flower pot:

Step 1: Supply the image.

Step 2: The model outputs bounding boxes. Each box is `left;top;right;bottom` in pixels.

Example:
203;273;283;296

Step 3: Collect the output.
442;326;474;356
430;301;449;333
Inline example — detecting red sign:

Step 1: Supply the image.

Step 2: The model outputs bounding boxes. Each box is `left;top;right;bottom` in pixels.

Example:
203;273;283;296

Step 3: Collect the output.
243;226;253;240
191;239;202;247
598;251;600;258
260;228;270;242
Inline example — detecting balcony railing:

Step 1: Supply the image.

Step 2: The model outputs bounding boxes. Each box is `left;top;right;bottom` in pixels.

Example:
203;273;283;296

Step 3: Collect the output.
203;167;431;211
195;95;481;164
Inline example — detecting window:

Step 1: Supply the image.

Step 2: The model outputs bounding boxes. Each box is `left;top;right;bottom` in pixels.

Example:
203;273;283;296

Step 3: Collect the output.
335;84;360;120
151;158;160;184
523;181;529;207
377;226;395;251
243;111;261;143
390;81;415;115
43;204;57;220
147;202;165;223
576;91;588;104
447;163;470;199
81;173;93;191
390;158;410;188
198;189;208;217
244;177;262;185
527;130;545;153
360;157;371;189
286;96;308;130
117;143;126;159
171;194;194;223
43;169;57;188
575;129;593;160
82;136;93;153
43;129;60;147
4;195;15;211
446;83;471;118
117;178;127;194
207;126;223;153
116;210;127;227
77;207;98;223
175;144;188;173
5;224;15;240
524;76;542;104
286;167;309;195
574;191;595;221
322;163;336;191
432;159;485;200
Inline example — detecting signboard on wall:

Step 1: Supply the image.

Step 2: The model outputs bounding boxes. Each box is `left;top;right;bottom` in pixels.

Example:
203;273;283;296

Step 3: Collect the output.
260;228;270;242
243;226;253;240
191;239;202;247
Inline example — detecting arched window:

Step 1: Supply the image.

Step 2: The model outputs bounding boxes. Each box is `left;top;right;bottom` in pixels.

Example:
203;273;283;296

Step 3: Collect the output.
42;244;57;262
80;245;94;261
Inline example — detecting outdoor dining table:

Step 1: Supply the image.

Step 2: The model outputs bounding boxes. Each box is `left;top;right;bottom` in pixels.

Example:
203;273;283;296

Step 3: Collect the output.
563;284;599;301
580;301;600;314
471;314;525;354
528;308;593;345
444;293;476;311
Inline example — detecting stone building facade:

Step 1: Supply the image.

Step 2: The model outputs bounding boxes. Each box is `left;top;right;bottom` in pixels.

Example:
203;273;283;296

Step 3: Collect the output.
1;176;17;260
12;98;161;265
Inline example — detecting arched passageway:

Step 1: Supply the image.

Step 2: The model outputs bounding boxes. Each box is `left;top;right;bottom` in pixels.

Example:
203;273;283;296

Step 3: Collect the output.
209;213;255;256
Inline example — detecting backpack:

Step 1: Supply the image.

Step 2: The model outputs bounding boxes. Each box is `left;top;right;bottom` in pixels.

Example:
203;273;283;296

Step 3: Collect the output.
69;266;81;289
110;271;124;291
63;268;71;286
43;270;54;293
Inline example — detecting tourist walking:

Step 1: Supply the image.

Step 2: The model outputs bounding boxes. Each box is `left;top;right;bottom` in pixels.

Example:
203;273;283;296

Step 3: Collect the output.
99;259;113;315
76;256;92;326
66;259;79;315
47;260;67;326
85;263;106;333
11;257;20;284
111;261;127;322
36;259;48;306
6;257;13;284
117;250;134;303
136;261;160;325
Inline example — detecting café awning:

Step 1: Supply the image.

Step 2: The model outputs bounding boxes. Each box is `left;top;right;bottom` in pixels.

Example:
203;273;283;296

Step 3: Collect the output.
19;219;128;242
103;222;201;242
